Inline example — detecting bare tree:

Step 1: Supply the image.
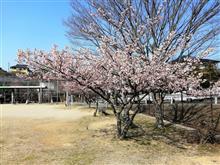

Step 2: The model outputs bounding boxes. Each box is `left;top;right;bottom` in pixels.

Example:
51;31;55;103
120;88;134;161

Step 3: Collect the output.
65;0;220;59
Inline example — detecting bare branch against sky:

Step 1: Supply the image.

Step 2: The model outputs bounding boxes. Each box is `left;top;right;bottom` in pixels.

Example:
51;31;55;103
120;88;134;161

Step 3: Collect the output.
65;0;220;60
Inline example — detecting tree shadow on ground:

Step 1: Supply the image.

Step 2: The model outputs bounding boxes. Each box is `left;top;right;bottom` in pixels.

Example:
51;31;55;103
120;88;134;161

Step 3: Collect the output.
124;120;197;149
90;112;195;148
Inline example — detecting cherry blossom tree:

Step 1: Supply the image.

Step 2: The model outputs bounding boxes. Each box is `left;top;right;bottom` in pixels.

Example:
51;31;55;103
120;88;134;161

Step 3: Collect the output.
17;0;220;138
17;32;208;137
64;0;220;128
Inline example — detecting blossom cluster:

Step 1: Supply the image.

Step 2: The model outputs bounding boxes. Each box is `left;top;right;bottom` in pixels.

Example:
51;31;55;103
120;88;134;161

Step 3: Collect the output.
17;40;211;101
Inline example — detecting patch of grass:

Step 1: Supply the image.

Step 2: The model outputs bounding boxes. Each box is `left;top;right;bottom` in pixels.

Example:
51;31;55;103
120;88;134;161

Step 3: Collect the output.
0;139;5;144
65;151;95;165
22;154;37;161
197;144;220;154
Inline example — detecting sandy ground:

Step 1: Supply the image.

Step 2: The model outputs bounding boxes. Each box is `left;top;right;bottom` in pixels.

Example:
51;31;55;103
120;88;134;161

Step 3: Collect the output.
1;103;93;165
1;103;91;120
1;104;220;165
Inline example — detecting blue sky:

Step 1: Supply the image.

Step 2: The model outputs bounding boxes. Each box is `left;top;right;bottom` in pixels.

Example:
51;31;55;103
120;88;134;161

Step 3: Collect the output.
0;0;219;70
1;0;72;70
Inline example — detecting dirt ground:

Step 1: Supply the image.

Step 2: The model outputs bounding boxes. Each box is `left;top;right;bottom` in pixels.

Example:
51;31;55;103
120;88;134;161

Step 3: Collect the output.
1;103;220;165
1;104;91;120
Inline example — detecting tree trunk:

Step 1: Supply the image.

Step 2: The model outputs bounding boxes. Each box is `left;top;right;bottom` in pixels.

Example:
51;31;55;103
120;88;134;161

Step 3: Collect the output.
154;103;164;128
120;117;135;139
93;101;99;117
115;111;131;139
116;105;140;139
116;115;122;138
152;93;164;128
122;109;136;128
180;91;184;120
172;103;178;122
